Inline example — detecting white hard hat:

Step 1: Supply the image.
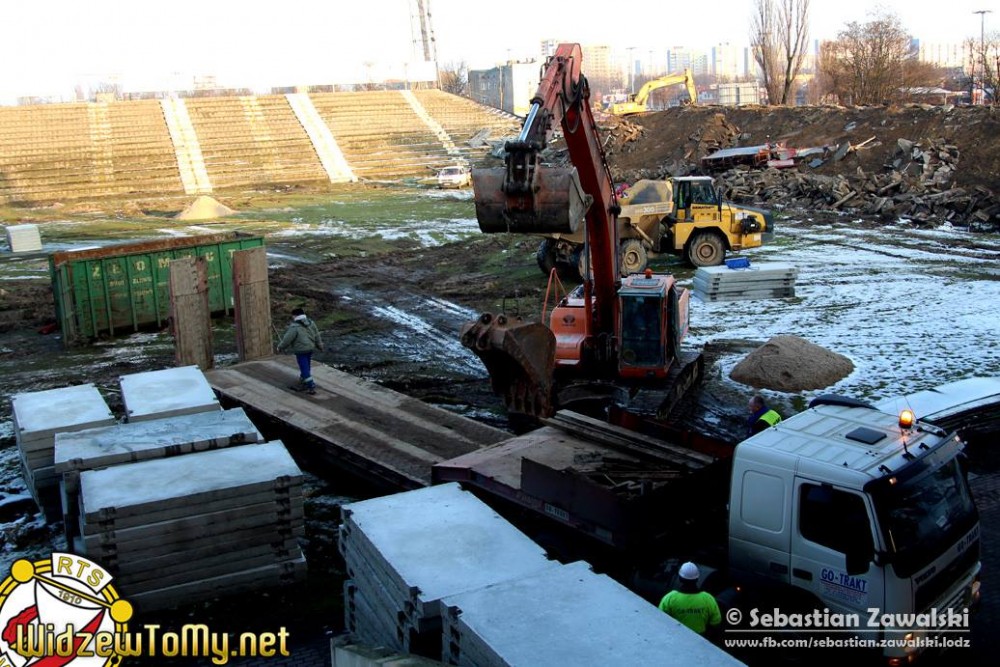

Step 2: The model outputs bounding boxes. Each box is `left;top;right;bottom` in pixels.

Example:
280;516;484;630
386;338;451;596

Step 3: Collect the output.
679;562;700;581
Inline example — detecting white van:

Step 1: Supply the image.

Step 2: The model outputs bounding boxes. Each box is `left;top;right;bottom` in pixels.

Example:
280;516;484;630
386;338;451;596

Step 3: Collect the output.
437;165;471;189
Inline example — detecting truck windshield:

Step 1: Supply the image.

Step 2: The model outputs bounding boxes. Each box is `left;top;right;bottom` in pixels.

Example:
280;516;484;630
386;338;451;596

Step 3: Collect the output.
870;449;977;576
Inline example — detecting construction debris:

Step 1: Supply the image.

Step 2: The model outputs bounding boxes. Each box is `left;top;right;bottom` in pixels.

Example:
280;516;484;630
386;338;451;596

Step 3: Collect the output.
712;136;999;228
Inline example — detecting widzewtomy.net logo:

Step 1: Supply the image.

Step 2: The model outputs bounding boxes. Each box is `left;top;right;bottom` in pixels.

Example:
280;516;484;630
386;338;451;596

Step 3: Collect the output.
1;553;292;666
0;553;132;666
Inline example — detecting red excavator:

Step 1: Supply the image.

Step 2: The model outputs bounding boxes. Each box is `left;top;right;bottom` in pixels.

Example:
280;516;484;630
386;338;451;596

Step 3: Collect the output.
460;43;702;426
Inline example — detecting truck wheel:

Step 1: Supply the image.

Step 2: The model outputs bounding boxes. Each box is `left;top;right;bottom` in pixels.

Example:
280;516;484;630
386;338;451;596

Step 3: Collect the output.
536;238;558;276
687;233;725;267
619;239;648;276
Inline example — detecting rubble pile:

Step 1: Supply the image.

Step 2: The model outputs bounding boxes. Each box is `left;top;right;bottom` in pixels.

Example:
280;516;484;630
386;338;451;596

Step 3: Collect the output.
607;105;1000;231
712;137;999;229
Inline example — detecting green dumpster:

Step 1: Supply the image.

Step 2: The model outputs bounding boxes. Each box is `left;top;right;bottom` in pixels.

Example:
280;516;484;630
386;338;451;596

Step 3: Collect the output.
49;232;265;345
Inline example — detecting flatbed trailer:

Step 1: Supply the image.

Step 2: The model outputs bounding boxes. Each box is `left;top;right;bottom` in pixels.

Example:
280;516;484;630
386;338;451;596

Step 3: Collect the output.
432;410;733;557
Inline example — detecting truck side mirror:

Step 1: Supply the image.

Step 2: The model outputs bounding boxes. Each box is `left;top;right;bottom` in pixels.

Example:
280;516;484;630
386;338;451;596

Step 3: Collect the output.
845;546;873;576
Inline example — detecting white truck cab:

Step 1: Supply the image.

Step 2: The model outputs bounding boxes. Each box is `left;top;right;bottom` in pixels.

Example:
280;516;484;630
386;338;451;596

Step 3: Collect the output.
728;396;981;664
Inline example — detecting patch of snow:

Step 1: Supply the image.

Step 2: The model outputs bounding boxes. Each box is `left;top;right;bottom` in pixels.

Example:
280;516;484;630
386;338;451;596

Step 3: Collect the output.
371;300;484;375
687;217;1000;404
271;217;480;247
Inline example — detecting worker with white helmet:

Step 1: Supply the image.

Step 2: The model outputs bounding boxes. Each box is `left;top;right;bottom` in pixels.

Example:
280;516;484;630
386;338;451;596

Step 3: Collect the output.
657;562;722;636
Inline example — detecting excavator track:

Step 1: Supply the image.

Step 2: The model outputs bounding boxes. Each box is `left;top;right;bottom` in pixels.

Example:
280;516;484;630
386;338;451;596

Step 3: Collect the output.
627;349;705;420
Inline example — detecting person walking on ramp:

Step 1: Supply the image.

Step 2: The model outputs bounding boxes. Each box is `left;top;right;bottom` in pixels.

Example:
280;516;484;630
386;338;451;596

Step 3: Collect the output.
277;307;323;395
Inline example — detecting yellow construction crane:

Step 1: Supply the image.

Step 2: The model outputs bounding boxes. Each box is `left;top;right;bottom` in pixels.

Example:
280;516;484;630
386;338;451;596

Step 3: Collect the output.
609;68;696;115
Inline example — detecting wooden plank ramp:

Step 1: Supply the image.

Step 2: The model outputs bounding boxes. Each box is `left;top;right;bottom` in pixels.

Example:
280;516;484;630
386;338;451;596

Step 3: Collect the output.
205;356;510;489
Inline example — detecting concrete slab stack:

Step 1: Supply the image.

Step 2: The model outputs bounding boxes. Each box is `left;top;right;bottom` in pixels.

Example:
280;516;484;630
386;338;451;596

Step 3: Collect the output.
340;483;557;654
120;365;221;422
54;407;264;541
11;384;115;517
439;560;743;667
77;441;306;610
692;261;798;302
4;224;43;253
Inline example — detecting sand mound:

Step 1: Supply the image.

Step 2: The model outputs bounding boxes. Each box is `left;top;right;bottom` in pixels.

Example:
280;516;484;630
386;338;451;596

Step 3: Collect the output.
175;196;235;221
729;335;854;392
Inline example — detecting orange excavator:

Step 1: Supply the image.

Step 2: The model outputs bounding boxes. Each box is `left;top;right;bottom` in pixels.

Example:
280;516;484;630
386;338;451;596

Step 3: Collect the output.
460;43;703;426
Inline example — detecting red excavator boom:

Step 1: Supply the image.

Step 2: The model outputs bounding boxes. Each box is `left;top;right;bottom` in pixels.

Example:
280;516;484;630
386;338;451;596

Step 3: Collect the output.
462;43;700;426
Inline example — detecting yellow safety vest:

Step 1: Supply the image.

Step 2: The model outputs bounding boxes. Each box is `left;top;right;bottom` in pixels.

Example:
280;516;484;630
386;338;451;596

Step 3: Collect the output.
759;409;782;428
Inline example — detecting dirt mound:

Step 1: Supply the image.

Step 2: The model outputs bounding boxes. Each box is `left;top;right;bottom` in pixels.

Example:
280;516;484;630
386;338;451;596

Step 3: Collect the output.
175;195;236;221
729;335;854;392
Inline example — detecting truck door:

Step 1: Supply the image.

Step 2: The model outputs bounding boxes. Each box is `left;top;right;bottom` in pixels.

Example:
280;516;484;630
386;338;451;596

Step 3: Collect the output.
790;480;885;623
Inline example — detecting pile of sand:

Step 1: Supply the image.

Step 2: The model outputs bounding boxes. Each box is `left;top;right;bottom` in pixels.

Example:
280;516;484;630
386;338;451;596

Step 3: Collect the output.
175;195;235;221
729;335;854;392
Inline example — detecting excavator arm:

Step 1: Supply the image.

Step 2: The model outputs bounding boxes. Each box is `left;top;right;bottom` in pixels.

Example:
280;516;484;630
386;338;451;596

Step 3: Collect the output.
463;43;623;422
472;42;620;332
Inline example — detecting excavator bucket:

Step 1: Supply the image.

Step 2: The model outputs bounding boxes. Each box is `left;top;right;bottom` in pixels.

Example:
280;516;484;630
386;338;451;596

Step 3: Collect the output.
472;167;592;235
460;313;557;423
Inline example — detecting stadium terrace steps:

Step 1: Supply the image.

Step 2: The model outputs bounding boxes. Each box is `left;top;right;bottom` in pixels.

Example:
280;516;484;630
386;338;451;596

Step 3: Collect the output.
0;91;522;202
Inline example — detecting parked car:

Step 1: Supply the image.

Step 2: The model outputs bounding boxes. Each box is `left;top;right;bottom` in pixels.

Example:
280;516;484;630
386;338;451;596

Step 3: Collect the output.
437;165;472;189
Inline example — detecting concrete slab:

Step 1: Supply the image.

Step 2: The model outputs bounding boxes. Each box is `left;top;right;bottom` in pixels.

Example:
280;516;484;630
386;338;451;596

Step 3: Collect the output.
441;561;744;667
82;498;304;554
80;484;302;532
54;407;262;474
120;365;220;422
695;262;798;280
11;384;114;442
341;483;554;619
694;288;796;302
79;441;301;520
127;551;306;609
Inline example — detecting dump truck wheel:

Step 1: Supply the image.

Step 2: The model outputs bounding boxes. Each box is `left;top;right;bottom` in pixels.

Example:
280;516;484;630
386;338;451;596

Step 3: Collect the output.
619;239;648;276
536;238;558;276
687;233;725;267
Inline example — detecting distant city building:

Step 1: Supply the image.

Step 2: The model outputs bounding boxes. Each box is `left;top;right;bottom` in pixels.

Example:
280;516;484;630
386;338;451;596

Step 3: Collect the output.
711;43;744;79
919;42;968;69
468;61;540;116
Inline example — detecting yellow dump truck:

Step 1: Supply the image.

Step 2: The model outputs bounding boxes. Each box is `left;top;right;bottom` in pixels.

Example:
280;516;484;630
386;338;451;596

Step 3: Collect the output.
535;176;773;278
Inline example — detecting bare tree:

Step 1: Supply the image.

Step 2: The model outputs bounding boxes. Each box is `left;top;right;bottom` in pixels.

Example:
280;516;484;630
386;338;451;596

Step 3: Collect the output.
968;30;1000;105
819;10;915;105
751;0;810;105
439;61;468;95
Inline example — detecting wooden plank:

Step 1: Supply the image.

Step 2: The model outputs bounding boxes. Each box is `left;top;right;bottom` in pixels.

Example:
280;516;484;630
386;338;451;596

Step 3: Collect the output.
205;357;509;488
169;256;213;369
232;246;273;361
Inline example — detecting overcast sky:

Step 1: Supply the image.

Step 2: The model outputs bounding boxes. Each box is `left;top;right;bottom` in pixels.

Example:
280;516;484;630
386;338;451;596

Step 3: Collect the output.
0;0;990;101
